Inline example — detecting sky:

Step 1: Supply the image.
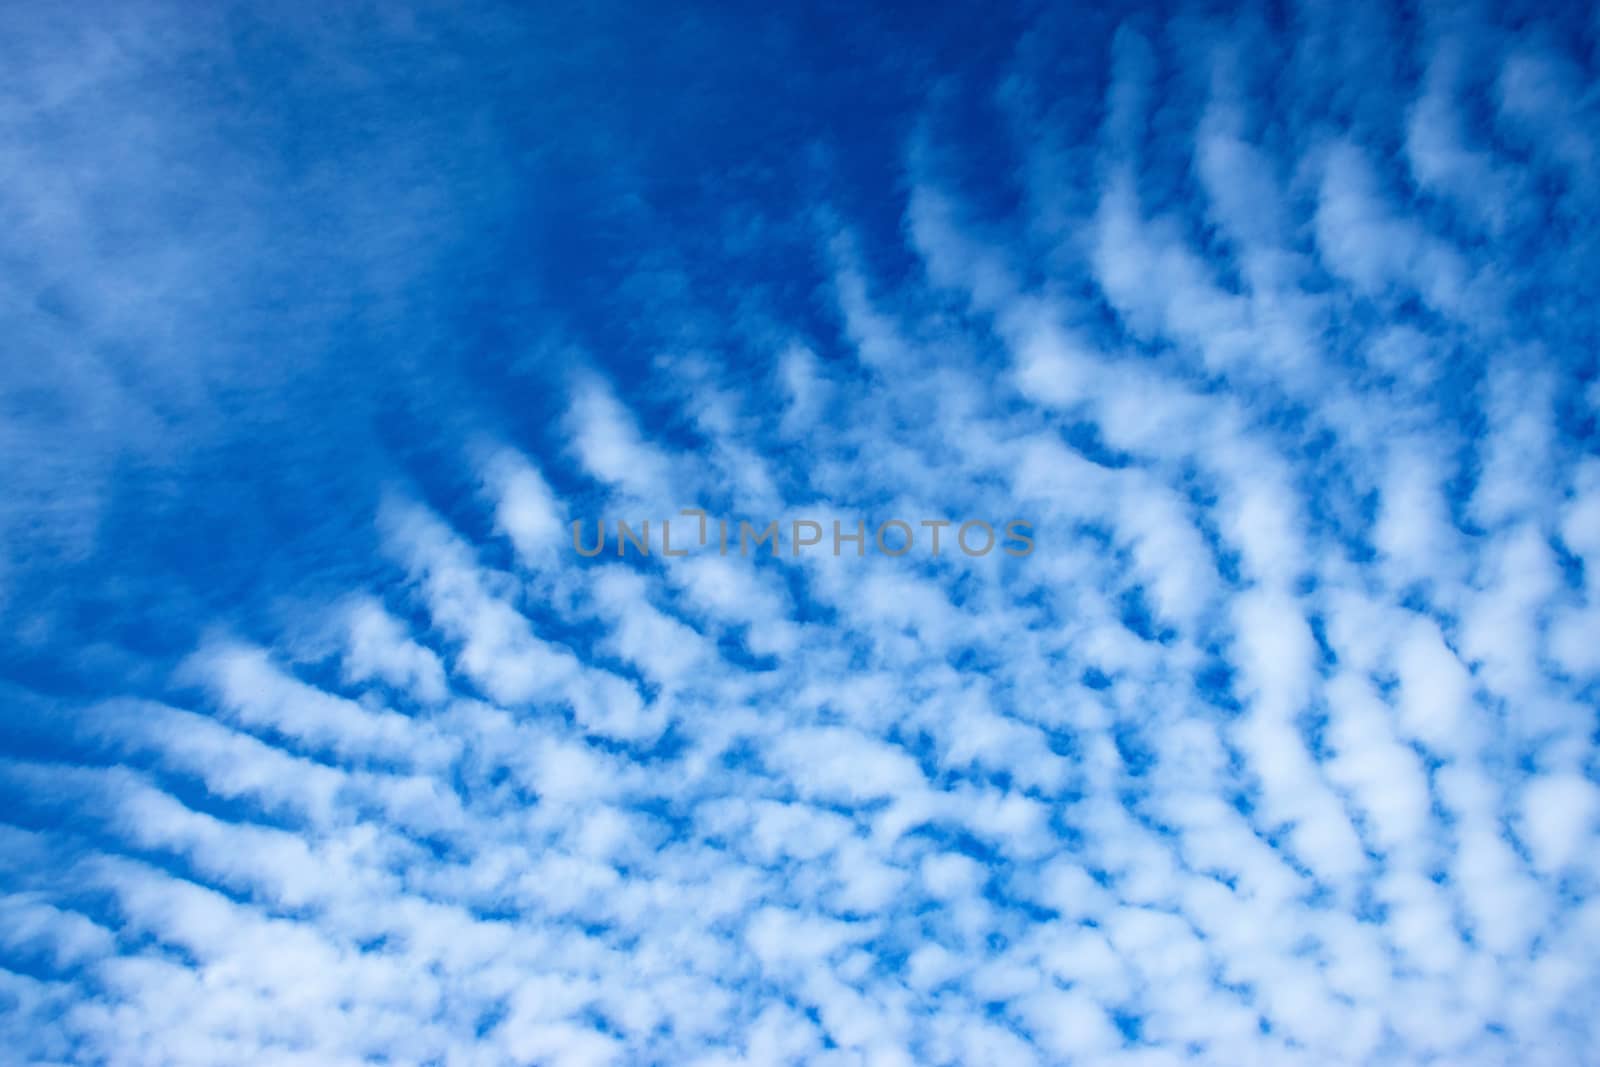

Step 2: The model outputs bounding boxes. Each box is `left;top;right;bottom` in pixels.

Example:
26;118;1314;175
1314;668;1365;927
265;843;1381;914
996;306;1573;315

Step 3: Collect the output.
2;0;1599;1063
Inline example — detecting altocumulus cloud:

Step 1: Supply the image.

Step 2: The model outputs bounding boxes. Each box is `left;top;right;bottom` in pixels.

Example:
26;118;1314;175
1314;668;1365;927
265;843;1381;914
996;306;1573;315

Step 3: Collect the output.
2;0;1600;1064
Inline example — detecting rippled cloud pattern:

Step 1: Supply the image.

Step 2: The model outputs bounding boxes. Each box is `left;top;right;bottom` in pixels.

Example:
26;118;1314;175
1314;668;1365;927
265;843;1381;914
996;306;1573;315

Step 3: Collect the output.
3;1;1599;1064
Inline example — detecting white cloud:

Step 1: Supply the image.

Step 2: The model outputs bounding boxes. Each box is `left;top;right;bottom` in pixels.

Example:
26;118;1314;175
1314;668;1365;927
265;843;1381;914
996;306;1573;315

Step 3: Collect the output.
5;8;1599;1066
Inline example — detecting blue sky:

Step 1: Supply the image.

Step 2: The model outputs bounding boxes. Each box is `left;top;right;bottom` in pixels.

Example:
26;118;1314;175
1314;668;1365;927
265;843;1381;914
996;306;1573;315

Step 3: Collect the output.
3;0;1600;1063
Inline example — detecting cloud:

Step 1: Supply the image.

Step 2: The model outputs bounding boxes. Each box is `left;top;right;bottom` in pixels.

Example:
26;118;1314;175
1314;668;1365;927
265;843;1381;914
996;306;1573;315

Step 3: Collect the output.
4;2;1600;1065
